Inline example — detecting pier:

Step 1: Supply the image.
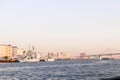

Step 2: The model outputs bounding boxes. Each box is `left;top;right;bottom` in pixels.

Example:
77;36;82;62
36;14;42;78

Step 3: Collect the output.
0;59;19;63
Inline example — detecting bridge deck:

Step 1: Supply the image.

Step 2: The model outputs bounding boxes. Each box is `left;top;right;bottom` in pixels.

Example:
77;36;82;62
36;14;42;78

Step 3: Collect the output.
86;53;120;57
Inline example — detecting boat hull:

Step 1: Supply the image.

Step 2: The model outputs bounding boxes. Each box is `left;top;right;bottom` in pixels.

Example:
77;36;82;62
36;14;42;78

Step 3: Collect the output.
18;59;40;62
47;58;55;62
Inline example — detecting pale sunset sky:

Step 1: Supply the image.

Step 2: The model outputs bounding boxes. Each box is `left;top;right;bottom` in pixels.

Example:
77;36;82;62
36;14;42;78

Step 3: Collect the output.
0;0;120;55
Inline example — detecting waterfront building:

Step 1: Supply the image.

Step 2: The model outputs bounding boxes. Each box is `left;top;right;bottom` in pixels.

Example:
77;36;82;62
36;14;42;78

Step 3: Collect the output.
56;52;70;60
17;48;26;58
12;46;18;58
0;44;26;59
0;44;13;59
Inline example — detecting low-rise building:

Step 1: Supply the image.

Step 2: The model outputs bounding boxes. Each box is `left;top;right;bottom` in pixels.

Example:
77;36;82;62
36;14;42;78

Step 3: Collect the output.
16;48;26;58
0;44;26;59
12;46;18;58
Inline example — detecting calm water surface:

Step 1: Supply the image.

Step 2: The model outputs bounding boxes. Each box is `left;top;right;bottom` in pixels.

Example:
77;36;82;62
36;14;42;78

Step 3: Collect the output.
0;60;120;80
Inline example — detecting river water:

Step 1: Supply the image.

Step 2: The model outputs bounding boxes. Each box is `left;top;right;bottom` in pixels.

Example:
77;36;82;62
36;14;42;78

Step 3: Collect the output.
0;60;120;80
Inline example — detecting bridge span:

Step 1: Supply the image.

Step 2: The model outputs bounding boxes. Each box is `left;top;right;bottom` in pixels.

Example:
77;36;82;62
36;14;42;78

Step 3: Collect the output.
87;53;120;56
82;53;120;60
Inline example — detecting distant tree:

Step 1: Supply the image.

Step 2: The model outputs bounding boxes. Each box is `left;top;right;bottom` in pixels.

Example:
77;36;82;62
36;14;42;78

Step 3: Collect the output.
4;56;9;60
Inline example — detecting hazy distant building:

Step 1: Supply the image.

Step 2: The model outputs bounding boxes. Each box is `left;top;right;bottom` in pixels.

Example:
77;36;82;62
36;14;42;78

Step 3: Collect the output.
48;52;66;60
56;52;70;60
80;53;86;59
0;44;13;59
47;52;55;58
39;52;45;60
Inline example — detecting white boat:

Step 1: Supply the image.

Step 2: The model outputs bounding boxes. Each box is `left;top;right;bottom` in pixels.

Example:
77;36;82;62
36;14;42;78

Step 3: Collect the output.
47;58;55;62
18;49;40;62
18;56;40;62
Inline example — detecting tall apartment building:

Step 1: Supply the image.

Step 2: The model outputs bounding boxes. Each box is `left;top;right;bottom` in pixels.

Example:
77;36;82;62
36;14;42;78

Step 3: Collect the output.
0;44;13;59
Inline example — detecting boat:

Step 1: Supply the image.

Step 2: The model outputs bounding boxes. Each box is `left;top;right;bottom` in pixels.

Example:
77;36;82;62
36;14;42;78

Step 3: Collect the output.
18;47;40;62
47;58;55;62
101;58;109;60
18;56;40;62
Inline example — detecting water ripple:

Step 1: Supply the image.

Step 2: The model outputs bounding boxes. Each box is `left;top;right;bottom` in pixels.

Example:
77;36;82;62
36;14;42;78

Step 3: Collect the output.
0;60;120;80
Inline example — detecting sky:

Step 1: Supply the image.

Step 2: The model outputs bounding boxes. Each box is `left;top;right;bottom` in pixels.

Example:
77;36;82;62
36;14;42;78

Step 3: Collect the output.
0;0;120;55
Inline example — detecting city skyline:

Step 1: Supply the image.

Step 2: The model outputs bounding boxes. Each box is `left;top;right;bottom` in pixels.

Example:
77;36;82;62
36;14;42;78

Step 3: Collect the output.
0;0;120;55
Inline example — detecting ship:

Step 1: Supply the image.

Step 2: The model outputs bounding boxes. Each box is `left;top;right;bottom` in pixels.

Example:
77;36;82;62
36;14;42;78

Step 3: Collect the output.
18;45;40;62
18;56;40;62
47;58;55;62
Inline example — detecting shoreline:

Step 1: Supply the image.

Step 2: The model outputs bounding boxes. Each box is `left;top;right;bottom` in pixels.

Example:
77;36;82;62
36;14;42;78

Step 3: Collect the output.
0;59;19;63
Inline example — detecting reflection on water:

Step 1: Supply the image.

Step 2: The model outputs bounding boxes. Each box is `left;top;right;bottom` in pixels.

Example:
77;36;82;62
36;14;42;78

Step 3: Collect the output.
0;60;120;80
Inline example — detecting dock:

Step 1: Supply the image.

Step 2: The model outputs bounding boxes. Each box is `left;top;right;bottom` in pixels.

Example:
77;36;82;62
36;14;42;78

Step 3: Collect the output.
0;59;19;63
